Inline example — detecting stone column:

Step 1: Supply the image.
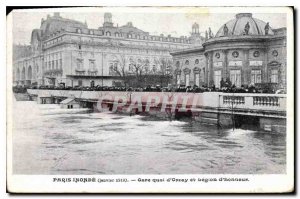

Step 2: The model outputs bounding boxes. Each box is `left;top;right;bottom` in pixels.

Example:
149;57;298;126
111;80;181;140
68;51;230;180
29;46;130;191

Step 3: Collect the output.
243;49;249;86
263;48;269;83
281;61;286;90
208;51;214;86
204;52;209;86
102;53;107;87
222;50;228;80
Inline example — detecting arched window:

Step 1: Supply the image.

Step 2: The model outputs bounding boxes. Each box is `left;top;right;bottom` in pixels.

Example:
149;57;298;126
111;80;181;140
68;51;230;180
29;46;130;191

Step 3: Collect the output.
27;66;32;80
176;61;180;68
108;56;119;74
185;60;189;65
115;32;119;37
21;67;25;80
77;29;81;33
128;34;132;38
195;59;199;64
16;68;20;80
106;31;111;36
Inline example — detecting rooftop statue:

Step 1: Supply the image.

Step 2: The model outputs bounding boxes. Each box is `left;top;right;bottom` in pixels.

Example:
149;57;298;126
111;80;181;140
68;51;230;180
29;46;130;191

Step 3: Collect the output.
265;22;270;35
208;27;213;39
244;22;250;35
223;24;229;36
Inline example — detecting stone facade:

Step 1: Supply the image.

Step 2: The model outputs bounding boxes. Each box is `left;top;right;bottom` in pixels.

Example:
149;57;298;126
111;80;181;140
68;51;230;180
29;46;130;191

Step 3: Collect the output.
171;13;287;90
13;12;204;87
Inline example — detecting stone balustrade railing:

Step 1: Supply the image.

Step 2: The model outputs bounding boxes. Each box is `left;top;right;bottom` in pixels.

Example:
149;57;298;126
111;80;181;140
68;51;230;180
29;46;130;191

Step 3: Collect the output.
223;96;245;105
219;93;286;111
27;89;286;112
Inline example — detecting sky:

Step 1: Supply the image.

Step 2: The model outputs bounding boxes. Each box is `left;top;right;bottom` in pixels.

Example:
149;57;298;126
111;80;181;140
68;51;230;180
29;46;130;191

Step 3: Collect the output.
11;7;287;45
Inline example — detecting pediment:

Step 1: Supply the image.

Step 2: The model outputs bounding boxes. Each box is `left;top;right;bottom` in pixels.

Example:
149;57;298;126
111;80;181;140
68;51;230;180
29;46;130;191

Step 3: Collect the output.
267;61;281;66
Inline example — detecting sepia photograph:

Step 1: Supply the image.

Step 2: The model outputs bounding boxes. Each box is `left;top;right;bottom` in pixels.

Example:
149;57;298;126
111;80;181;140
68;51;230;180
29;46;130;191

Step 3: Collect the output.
6;6;294;193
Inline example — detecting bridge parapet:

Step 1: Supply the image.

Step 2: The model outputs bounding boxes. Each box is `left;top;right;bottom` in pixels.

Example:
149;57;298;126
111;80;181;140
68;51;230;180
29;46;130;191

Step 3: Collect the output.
27;89;286;113
219;93;286;111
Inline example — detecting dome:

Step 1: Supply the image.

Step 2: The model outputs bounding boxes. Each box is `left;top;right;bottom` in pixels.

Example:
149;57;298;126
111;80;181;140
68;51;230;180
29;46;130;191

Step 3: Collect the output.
192;22;199;29
215;13;274;37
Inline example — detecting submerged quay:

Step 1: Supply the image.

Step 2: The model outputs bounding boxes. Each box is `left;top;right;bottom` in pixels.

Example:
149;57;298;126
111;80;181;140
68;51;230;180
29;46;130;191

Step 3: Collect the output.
26;89;286;133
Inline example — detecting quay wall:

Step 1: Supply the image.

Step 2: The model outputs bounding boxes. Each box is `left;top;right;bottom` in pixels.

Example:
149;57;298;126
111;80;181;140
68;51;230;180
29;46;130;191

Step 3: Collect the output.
27;89;286;112
27;89;287;133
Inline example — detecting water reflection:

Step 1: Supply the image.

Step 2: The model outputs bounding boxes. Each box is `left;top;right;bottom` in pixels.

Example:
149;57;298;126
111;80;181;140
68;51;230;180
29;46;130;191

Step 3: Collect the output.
12;101;286;175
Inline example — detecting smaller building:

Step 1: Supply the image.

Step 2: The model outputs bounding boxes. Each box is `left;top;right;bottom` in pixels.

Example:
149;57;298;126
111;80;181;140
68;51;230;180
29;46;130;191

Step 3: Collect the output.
38;94;53;104
171;13;287;91
60;98;80;109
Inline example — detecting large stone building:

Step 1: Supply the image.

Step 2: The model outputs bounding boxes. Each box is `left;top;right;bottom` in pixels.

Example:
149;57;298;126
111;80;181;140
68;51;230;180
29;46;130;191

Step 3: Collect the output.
171;13;286;90
13;12;204;87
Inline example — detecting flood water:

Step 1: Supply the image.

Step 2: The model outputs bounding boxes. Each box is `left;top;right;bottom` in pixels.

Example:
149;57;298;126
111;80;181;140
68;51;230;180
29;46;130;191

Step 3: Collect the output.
12;100;286;174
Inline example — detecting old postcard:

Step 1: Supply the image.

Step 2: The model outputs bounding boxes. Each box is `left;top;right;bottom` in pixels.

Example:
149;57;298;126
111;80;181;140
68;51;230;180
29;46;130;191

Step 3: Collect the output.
6;6;294;193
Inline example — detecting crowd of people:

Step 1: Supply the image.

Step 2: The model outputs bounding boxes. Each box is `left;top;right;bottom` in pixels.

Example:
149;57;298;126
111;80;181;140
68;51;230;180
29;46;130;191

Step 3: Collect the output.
13;81;285;94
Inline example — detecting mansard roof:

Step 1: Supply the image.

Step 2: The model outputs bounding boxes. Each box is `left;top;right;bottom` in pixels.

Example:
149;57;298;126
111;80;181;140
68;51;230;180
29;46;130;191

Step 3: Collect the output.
119;22;147;34
40;13;87;37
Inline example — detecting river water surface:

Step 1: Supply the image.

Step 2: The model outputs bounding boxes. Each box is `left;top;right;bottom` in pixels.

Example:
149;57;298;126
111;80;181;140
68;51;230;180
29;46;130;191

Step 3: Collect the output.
12;100;286;174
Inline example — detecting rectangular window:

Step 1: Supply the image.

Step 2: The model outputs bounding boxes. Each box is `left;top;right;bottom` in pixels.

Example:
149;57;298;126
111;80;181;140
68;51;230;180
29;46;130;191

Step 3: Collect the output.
214;70;222;88
271;69;278;83
89;61;95;69
195;73;200;87
185;74;190;87
59;59;62;70
78;80;82;86
52;60;54;69
109;63;114;75
177;74;181;85
56;60;58;69
251;70;262;84
77;59;83;69
45;62;47;70
230;70;241;87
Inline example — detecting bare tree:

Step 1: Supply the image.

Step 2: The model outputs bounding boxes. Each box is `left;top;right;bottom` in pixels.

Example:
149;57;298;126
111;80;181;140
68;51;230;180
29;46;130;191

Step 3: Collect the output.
158;58;173;86
111;55;130;87
131;58;148;87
